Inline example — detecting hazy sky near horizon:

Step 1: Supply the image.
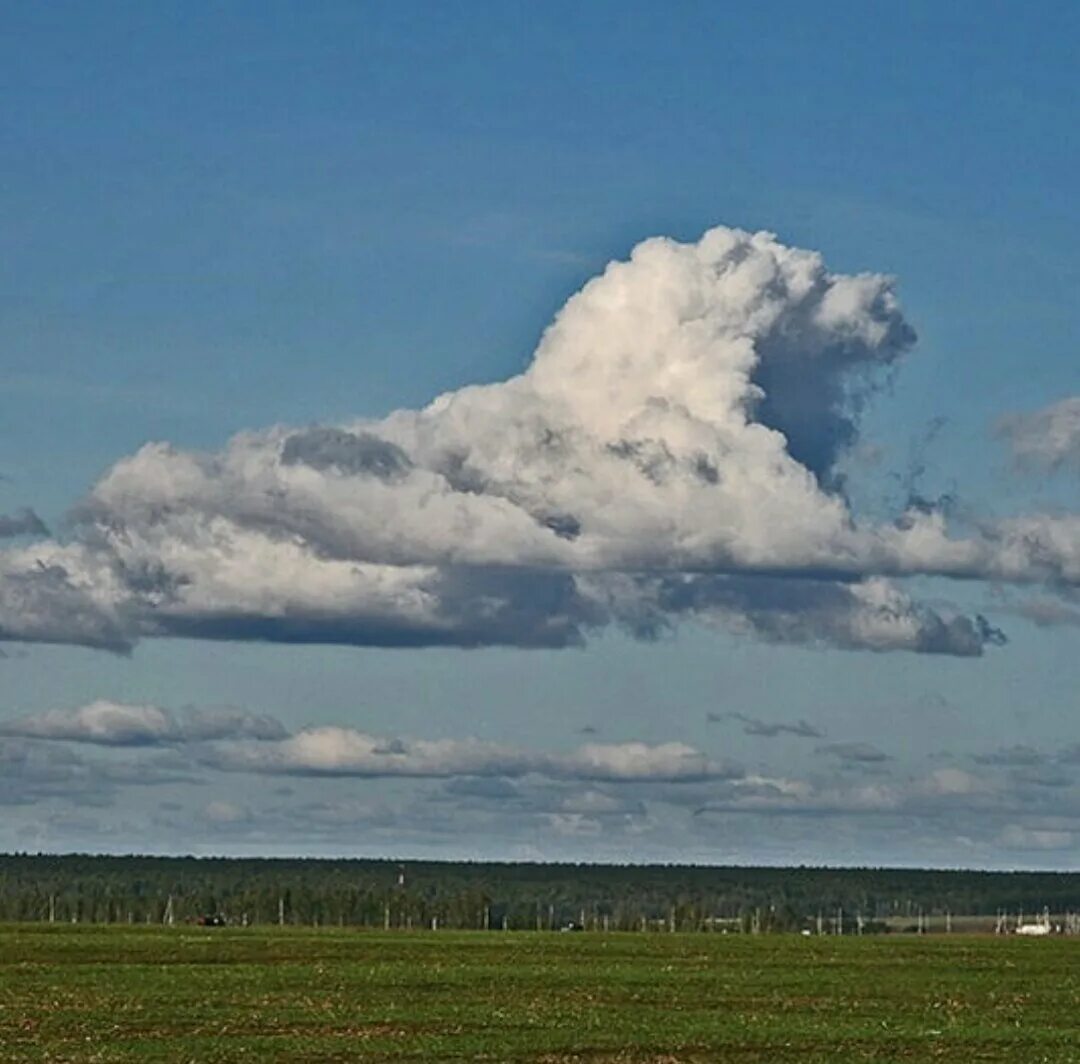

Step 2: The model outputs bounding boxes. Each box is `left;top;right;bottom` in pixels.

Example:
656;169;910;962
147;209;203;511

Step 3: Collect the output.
1;1;1078;866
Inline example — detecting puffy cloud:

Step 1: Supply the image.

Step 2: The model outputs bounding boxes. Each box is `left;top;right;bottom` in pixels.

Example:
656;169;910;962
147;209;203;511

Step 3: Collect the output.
998;396;1080;474
204;727;734;784
0;701;173;745
0;700;287;746
0;553;132;652
0;226;1074;657
555;741;725;782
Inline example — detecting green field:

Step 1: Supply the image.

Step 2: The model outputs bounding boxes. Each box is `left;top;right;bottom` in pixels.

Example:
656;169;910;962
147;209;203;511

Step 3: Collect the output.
1;927;1078;1062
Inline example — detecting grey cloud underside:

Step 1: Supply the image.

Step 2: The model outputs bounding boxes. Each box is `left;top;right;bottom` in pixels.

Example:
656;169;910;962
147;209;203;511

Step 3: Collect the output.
0;739;200;808
152;568;602;650
0;226;1076;657
707;711;824;739
0;564;132;652
0;509;48;539
973;745;1047;768
281;427;412;481
816;742;891;764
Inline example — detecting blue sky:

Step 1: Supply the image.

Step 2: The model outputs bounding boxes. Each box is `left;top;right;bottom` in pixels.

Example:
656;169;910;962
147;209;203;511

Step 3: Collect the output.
1;1;1077;865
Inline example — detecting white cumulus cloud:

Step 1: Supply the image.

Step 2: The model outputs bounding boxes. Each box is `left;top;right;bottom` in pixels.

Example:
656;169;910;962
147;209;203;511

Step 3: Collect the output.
204;727;734;784
0;701;287;746
0;226;1075;657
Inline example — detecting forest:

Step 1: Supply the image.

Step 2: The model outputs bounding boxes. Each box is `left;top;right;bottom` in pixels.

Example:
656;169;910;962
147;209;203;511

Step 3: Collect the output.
1;854;1078;931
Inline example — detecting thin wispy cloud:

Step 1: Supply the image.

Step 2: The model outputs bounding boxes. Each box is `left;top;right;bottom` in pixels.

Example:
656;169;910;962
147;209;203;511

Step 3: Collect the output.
816;742;891;764
997;396;1080;475
973;745;1047;768
707;711;824;739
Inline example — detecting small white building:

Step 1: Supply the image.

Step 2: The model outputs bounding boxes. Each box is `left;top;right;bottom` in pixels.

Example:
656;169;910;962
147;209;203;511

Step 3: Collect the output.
1016;909;1053;936
1016;922;1051;936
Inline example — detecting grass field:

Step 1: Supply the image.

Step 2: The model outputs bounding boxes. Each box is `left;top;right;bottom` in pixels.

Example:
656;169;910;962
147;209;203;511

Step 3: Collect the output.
1;926;1078;1062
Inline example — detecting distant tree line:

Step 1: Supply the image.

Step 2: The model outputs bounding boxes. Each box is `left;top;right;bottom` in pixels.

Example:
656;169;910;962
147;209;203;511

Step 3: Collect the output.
1;854;1078;931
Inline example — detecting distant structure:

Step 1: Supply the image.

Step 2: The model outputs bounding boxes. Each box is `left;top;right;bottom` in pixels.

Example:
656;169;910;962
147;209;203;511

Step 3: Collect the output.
1016;908;1053;936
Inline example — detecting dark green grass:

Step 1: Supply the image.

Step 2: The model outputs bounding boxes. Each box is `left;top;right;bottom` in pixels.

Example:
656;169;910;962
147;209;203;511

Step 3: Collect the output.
1;926;1078;1062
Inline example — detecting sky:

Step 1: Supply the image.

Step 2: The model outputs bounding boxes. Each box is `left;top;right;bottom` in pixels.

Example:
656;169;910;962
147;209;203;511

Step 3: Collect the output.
1;1;1077;867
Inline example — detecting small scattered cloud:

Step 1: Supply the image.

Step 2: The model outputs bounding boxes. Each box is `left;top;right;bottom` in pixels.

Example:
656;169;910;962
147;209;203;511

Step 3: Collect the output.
997;396;1080;475
442;777;521;801
1014;593;1080;629
707;711;823;739
202;800;250;825
973;745;1047;768
997;824;1074;851
0;701;287;747
816;741;890;764
1009;765;1073;790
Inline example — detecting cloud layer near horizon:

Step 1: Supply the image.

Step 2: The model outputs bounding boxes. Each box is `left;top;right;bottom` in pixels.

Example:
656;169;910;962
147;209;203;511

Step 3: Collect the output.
4;700;1078;862
1;226;1077;655
0;700;735;784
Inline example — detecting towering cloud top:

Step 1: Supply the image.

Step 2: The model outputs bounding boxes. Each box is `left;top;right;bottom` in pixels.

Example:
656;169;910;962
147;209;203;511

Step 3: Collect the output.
0;226;1075;656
